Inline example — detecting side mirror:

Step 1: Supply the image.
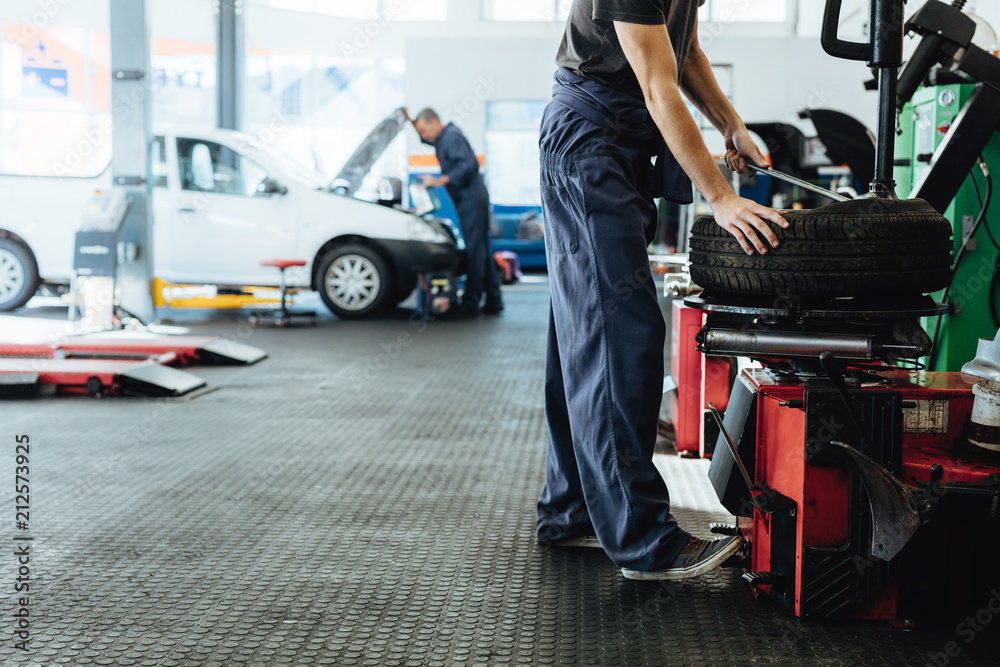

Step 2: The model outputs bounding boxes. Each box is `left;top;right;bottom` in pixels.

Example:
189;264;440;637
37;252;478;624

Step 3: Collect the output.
259;178;288;196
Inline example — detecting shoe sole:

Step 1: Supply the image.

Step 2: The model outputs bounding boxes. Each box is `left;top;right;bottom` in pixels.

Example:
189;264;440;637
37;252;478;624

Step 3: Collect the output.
548;536;603;549
620;536;743;581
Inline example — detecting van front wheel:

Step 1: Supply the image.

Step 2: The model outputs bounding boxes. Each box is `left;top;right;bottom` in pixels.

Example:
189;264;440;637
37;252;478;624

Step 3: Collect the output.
0;239;40;311
317;245;390;319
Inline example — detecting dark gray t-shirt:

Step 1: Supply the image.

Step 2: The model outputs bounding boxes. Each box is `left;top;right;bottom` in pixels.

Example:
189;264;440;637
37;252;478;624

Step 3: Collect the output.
555;0;705;100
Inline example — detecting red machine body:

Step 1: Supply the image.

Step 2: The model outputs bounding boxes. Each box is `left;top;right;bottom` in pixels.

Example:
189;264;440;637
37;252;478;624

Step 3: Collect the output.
669;302;730;457
725;369;1000;621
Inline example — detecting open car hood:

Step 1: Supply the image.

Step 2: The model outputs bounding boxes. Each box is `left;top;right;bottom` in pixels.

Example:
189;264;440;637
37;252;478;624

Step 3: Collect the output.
332;108;408;196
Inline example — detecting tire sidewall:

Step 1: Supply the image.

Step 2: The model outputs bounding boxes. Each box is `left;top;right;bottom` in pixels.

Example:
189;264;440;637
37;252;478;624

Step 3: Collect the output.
317;244;391;319
0;239;39;311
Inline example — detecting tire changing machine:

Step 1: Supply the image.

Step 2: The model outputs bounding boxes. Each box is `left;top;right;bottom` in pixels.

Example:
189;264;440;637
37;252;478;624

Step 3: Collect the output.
686;0;1000;622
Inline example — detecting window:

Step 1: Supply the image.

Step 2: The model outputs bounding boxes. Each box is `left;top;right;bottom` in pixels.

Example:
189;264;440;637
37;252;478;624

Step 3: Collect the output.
152;37;218;130
701;0;788;23
253;0;446;20
482;0;570;22
0;24;112;177
485;101;547;206
393;0;449;21
177;139;270;197
148;0;218;130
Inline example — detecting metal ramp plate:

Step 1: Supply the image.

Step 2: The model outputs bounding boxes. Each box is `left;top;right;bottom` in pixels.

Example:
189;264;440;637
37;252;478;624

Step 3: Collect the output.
198;338;268;365
0;372;40;398
0;334;267;366
117;363;206;397
0;358;204;397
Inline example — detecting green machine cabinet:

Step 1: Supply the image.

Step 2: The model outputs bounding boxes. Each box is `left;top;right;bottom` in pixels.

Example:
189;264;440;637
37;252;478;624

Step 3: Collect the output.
896;83;1000;371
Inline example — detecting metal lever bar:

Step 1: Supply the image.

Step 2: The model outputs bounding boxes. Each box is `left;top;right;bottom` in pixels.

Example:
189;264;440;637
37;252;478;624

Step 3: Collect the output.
745;164;851;202
707;402;756;493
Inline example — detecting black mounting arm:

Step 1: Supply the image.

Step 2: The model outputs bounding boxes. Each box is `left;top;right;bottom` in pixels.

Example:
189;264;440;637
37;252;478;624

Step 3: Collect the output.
822;0;906;198
896;1;1000;210
897;0;977;111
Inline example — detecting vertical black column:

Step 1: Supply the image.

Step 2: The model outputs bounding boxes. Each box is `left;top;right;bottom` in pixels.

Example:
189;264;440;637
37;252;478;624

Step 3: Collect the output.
870;0;905;196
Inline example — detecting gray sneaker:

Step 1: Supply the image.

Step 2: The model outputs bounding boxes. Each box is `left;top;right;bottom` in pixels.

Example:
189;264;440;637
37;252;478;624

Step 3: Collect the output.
621;535;743;580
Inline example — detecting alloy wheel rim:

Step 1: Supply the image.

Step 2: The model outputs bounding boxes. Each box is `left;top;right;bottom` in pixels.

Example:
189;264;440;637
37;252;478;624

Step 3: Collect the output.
326;254;381;311
0;249;25;304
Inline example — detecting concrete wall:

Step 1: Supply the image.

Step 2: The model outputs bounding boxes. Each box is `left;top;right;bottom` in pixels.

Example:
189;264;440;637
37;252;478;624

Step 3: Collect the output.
405;33;881;157
404;37;558;157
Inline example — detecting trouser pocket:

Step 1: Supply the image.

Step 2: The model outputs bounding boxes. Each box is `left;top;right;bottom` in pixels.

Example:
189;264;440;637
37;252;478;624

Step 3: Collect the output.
540;182;579;255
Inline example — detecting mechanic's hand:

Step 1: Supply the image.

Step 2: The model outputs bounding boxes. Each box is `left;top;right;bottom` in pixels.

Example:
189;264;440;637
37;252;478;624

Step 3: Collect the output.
724;128;769;177
711;192;789;255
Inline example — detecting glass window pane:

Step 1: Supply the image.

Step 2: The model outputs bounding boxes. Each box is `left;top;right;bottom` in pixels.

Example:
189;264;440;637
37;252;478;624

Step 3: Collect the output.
712;0;786;22
485;101;547;206
483;0;557;22
394;0;448;21
0;24;111;177
149;0;217;129
315;0;379;18
268;0;315;11
178;138;270;197
152;38;217;130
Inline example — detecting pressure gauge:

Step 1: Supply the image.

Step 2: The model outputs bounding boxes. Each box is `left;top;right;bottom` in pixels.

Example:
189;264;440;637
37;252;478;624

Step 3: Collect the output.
939;89;957;107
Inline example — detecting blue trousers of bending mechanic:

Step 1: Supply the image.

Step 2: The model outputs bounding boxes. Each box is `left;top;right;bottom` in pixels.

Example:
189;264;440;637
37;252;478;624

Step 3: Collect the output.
456;192;503;312
535;102;691;571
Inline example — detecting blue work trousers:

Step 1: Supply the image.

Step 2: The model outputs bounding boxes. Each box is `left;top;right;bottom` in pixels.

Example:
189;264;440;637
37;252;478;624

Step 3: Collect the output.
535;100;690;571
456;190;503;312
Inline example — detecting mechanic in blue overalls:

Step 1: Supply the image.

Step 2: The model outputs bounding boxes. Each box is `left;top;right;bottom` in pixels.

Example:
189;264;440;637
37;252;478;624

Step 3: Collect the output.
537;0;788;580
411;109;504;317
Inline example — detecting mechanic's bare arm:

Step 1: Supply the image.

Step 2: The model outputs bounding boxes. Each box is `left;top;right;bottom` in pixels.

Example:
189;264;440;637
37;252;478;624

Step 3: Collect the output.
615;21;787;255
680;26;767;177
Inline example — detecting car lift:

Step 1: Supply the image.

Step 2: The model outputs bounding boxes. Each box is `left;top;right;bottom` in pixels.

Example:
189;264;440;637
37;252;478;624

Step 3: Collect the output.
0;334;267;398
684;0;1000;622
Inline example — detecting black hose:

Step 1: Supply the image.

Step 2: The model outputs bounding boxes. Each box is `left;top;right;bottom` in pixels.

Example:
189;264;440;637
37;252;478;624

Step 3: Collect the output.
969;162;1000;328
969;166;1000;254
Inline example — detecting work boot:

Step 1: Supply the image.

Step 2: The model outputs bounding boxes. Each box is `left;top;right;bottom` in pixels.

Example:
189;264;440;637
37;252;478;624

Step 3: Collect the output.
482;302;504;315
451;303;481;318
621;534;743;580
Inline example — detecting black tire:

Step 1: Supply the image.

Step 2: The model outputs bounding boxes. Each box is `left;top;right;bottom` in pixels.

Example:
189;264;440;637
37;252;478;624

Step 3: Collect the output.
316;244;391;319
0;238;40;311
688;198;954;297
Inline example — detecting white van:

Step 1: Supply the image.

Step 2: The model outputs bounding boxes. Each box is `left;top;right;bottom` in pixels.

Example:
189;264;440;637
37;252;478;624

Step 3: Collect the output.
0;109;465;318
